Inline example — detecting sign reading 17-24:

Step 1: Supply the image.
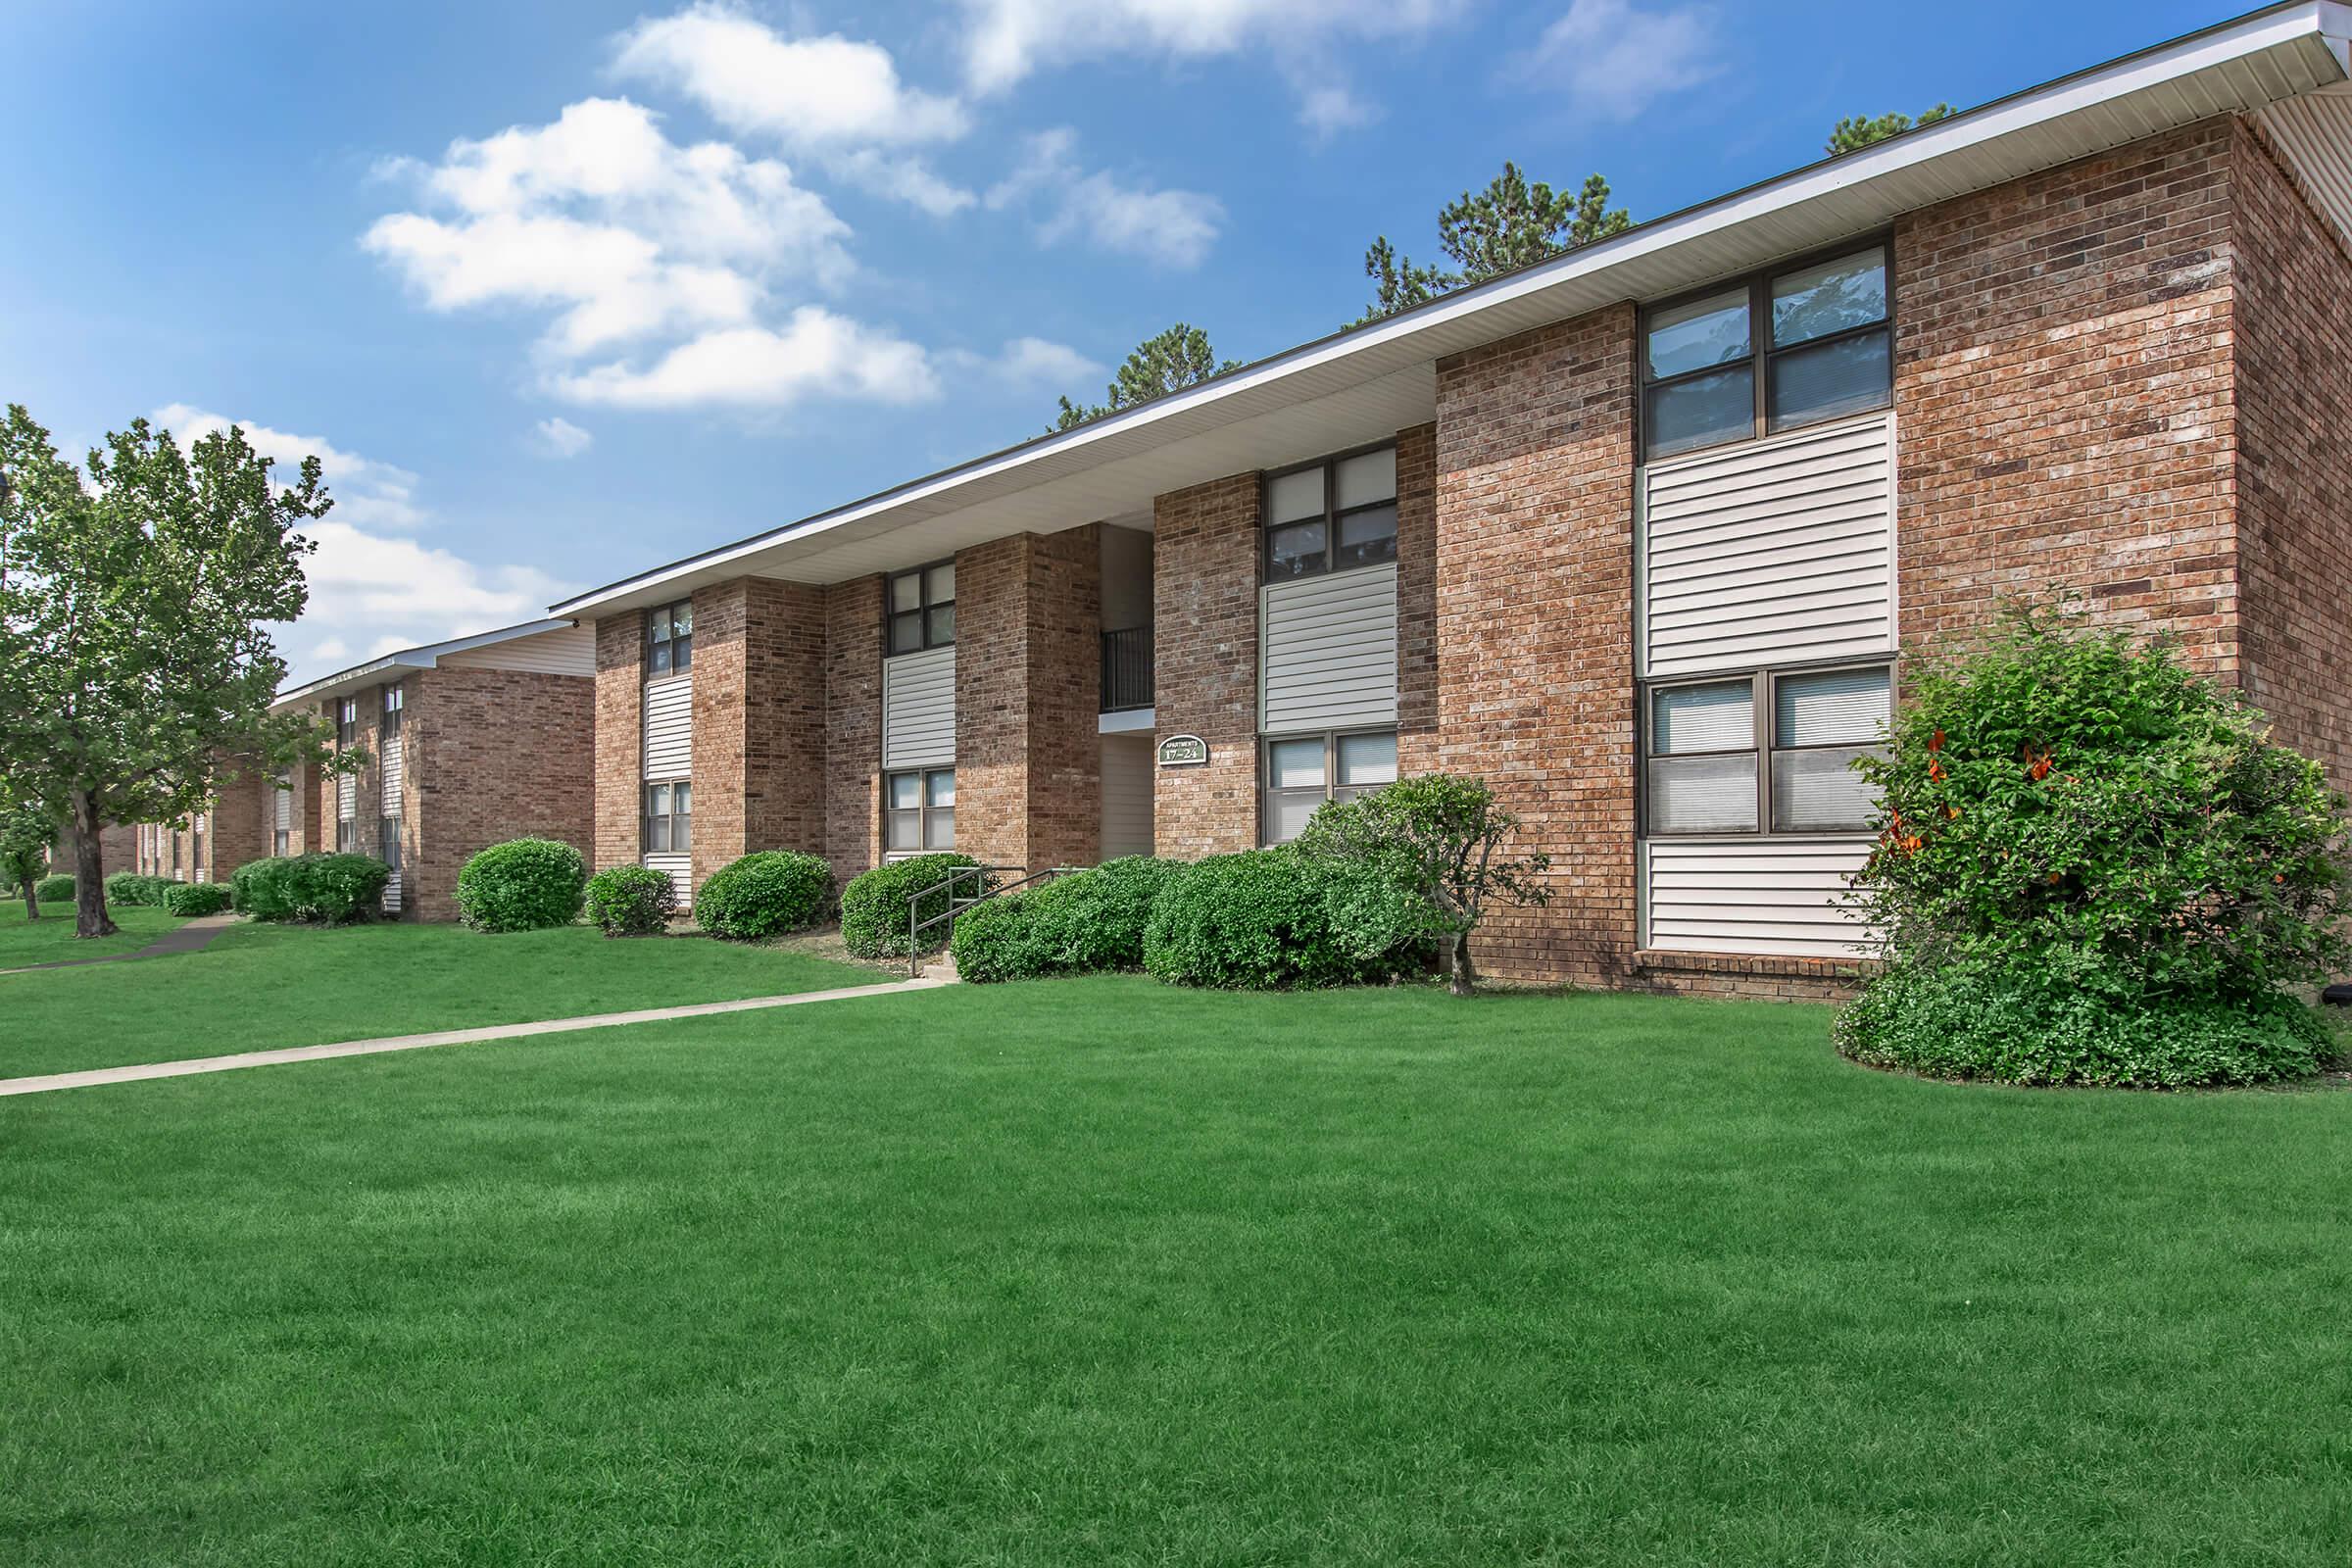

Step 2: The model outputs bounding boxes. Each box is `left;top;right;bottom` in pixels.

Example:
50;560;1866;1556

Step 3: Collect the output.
1157;734;1209;767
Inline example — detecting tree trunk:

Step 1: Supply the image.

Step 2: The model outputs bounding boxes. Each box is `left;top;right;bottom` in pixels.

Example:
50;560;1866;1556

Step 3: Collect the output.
1447;929;1477;998
20;883;36;921
71;792;116;939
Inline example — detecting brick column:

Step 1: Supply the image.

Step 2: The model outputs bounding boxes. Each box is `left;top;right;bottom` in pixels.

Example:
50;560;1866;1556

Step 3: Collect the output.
956;529;1103;872
1395;421;1440;773
689;577;830;889
409;665;596;920
593;614;644;874
1152;474;1260;858
207;759;272;881
1432;306;1641;986
825;575;885;884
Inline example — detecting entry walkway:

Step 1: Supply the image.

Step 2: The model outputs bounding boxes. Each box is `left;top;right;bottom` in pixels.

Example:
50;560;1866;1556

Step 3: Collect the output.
0;912;240;977
0;975;953;1098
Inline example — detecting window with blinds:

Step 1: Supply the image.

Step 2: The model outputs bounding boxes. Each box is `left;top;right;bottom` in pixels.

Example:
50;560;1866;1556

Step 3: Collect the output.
1642;663;1889;837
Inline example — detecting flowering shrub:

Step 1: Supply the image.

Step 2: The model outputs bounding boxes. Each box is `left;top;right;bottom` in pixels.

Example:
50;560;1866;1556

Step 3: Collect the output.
1838;602;2350;1087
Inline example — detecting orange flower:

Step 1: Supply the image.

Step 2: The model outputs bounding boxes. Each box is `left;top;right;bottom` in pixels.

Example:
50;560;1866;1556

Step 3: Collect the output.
2026;747;2054;782
1928;759;1945;783
1930;729;1946;753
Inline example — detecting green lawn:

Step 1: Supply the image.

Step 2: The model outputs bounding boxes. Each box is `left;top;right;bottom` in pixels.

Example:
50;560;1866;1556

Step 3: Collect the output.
3;978;2346;1565
0;904;177;968
0;919;877;1079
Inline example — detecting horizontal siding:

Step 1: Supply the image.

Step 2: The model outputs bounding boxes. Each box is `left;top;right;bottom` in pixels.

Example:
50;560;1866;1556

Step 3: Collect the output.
440;622;596;677
272;779;292;832
1102;735;1154;859
642;675;693;779
643;853;691;907
1643;837;1877;959
1643;413;1894;678
385;870;403;914
336;772;357;822
883;647;956;770
1260;563;1397;732
379;734;405;812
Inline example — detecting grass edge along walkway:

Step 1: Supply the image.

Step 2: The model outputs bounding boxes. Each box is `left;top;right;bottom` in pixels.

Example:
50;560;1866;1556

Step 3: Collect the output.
0;975;951;1098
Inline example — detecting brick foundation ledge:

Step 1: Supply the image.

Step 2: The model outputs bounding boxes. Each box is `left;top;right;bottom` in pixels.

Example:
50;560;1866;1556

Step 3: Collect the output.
1632;948;1880;1003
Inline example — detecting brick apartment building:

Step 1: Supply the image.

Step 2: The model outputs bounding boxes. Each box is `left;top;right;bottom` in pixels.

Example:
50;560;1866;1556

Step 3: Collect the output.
536;5;2352;996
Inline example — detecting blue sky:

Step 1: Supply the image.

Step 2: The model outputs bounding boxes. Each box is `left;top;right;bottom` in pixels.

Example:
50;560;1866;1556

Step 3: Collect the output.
0;0;2241;682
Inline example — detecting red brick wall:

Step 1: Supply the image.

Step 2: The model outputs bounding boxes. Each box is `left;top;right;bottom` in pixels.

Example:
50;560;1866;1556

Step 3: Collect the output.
1152;473;1261;857
1395;421;1439;772
825;576;885;884
593;614;644;873
1893;119;2241;667
1431;306;1642;987
207;759;273;881
407;665;596;921
956;529;1103;871
688;578;830;886
2232;115;2352;794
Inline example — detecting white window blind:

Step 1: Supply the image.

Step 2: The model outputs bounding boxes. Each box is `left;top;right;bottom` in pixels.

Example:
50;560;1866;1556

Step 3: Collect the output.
1771;666;1890;833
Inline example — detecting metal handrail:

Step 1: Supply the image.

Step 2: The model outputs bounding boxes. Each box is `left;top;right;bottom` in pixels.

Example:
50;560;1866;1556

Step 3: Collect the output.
906;862;1083;976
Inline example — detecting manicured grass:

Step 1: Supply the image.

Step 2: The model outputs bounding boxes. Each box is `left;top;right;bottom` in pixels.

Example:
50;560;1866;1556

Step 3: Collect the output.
3;978;2346;1565
0;904;177;968
0;919;877;1079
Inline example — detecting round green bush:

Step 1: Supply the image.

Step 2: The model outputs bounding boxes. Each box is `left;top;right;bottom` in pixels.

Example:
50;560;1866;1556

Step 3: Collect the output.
1838;604;2351;1088
839;853;984;958
105;870;171;906
33;873;74;905
693;851;831;941
232;854;388;924
952;857;1185;983
454;838;587;933
584;864;677;937
162;881;233;916
1143;850;1410;991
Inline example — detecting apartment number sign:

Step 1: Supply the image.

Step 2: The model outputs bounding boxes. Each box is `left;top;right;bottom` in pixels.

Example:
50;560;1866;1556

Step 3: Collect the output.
1157;734;1209;767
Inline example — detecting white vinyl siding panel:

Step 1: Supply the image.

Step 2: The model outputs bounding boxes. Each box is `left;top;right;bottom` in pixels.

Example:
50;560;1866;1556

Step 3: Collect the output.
642;675;693;779
1101;735;1154;858
1642;413;1894;678
272;780;292;833
643;853;692;907
1642;838;1876;958
883;647;956;770
337;772;357;823
438;622;597;677
385;866;403;914
379;734;404;812
1259;563;1397;733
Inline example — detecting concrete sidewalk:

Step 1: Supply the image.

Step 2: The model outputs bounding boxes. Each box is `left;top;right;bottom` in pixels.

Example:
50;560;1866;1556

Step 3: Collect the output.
0;975;952;1098
0;912;240;977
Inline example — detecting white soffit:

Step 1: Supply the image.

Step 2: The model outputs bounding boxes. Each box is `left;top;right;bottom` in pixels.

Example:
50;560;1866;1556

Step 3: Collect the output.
555;2;2352;619
2255;82;2352;252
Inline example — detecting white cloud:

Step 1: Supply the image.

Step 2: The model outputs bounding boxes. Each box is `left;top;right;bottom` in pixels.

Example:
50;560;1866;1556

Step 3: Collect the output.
153;403;427;532
1525;0;1721;120
530;416;594;458
827;149;978;217
987;129;1223;269
943;336;1103;387
615;4;967;147
152;405;573;686
551;308;938;411
955;0;1450;132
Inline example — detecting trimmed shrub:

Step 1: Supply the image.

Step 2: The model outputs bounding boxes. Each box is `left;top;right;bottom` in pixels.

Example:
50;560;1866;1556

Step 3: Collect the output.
162;881;232;916
1143;850;1415;991
455;838;587;933
952;857;1185;983
1838;602;2351;1088
584;864;677;937
233;854;388;924
695;851;833;942
839;853;984;958
106;871;172;906
34;873;74;905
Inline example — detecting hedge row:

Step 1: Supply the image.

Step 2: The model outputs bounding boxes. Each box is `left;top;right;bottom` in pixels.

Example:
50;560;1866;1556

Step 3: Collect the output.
33;873;74;905
230;854;389;924
163;881;233;916
106;871;175;906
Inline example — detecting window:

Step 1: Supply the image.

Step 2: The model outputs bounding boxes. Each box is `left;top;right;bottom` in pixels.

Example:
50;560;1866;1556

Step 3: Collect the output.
886;563;956;655
275;829;290;857
1642;242;1890;461
337;698;357;748
647;600;694;676
886;767;955;852
1261;729;1397;845
643;781;693;854
1642;664;1890;836
1263;445;1397;582
381;682;404;737
382;816;403;875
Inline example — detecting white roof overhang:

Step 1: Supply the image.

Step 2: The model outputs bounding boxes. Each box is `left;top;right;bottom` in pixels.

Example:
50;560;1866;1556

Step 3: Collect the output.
271;618;578;710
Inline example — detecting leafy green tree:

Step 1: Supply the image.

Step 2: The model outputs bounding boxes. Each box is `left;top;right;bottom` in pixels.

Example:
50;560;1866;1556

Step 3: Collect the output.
1294;773;1552;997
0;798;56;919
1054;323;1239;431
1827;103;1955;156
0;405;358;938
1357;164;1631;324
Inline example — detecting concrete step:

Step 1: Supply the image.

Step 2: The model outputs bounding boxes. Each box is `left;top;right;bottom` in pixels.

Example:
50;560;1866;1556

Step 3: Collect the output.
918;951;960;982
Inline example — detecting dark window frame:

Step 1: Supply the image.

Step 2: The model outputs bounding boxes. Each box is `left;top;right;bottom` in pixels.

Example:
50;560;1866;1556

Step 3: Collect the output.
883;765;956;853
1638;660;1893;840
1639;233;1895;463
1261;441;1400;585
336;698;357;748
884;560;957;656
382;814;403;874
642;779;693;855
381;681;405;739
1259;726;1400;846
646;600;695;677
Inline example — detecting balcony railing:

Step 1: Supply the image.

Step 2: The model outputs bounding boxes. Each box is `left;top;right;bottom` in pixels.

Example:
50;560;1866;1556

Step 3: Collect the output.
1101;626;1153;712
